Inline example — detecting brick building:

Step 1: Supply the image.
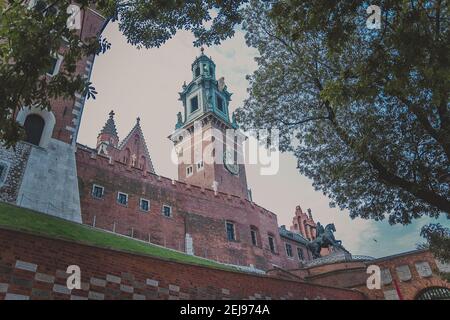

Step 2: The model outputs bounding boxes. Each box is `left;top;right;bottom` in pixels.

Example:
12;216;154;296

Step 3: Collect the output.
0;6;319;271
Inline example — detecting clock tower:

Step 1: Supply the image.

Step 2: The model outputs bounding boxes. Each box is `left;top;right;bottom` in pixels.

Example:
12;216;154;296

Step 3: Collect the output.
169;49;250;199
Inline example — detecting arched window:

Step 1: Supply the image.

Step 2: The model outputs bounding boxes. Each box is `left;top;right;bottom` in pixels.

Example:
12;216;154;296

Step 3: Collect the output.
415;287;450;300
24;114;45;146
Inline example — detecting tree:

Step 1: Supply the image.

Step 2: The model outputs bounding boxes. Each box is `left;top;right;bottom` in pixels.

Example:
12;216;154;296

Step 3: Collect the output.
420;224;450;263
0;0;248;146
236;0;449;228
0;0;109;147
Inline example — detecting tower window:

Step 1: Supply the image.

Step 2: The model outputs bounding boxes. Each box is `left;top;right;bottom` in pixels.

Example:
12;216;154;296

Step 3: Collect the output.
117;192;128;206
285;243;293;258
186;165;193;177
195;66;200;77
196;160;204;171
250;228;258;246
226;221;236;241
140;198;150;212
268;235;276;253
162;205;172;218
24;114;45;146
190;96;199;113
92;184;104;199
216;95;224;112
297;247;304;261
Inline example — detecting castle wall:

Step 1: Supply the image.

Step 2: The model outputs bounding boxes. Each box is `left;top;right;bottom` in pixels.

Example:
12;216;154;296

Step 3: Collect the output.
76;146;294;270
0;228;364;300
17;140;82;223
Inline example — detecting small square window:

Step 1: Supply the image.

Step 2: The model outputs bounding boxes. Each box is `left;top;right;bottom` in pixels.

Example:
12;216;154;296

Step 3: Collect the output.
140;198;150;212
92;184;104;199
117;192;128;206
226;221;235;241
186;165;193;177
162;205;172;218
196;160;204;171
47;54;63;77
190;96;199;113
285;243;293;258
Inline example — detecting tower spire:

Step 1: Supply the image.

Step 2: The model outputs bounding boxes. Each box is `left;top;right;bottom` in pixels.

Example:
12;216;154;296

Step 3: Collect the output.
97;110;119;148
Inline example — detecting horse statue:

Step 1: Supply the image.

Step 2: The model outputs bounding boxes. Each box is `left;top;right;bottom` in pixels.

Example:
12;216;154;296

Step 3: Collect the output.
307;223;343;259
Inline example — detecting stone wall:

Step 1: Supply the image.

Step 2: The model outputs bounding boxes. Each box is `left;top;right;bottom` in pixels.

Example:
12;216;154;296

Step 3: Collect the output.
0;143;31;204
76;146;309;270
17;140;82;223
0;228;364;300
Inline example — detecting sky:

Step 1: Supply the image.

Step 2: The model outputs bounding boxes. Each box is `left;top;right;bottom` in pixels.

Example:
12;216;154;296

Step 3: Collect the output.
77;22;449;258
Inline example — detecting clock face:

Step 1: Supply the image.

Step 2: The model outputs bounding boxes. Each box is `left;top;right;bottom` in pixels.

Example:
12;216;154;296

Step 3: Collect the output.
223;150;239;175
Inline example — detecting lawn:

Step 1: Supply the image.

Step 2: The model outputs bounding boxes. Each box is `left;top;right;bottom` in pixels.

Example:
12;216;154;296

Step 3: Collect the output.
0;202;235;271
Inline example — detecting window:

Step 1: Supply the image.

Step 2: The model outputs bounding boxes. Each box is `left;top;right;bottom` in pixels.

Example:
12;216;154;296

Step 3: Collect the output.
285;243;293;258
190;96;199;113
297;247;304;261
226;221;235;241
195;66;200;77
117;192;128;206
196;160;204;171
216;95;224;112
186;165;193;177
46;54;63;77
140;198;150;212
92;184;104;199
268;235;276;253
24;114;45;146
250;228;258;246
162;205;172;218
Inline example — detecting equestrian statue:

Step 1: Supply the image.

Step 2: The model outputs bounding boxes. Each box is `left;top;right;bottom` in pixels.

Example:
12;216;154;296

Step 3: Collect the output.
306;222;343;259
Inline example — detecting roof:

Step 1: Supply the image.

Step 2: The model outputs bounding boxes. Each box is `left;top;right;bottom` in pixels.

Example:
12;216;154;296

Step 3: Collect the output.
279;226;309;245
99;110;118;137
118;117;155;173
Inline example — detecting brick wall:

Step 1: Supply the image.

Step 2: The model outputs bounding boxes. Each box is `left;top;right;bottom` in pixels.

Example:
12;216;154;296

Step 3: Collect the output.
355;250;450;300
0;228;364;300
76;146;308;270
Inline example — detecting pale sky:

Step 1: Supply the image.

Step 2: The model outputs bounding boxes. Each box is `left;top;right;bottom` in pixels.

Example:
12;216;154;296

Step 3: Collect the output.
78;22;449;258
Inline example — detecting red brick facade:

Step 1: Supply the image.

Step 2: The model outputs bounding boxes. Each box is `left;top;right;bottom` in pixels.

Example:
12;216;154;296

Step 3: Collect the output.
76;145;305;270
0;228;364;300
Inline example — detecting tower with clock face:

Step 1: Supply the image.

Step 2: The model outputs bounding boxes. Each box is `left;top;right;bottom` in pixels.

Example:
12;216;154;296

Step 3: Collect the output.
169;49;250;200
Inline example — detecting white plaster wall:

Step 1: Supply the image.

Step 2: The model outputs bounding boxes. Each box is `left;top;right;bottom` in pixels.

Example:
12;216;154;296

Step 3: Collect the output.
16;139;82;223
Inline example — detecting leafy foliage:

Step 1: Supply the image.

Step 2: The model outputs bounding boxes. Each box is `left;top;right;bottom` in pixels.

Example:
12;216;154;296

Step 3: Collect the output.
420;223;450;263
237;0;449;224
1;0;247;147
109;0;248;48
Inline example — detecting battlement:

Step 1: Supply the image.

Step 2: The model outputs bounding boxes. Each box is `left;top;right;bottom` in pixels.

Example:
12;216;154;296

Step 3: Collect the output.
76;143;277;218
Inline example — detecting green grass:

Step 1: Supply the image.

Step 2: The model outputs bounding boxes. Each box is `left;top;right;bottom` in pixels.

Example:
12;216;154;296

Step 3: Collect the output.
0;202;235;271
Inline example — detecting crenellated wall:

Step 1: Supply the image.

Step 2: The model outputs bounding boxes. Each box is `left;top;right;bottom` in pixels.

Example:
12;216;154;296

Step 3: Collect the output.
75;145;308;270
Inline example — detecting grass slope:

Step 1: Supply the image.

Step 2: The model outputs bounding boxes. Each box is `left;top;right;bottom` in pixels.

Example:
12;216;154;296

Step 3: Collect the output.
0;202;234;271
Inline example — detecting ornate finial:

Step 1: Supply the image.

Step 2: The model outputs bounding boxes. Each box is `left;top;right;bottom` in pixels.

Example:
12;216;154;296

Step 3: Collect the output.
109;110;115;119
200;46;205;55
136;117;140;125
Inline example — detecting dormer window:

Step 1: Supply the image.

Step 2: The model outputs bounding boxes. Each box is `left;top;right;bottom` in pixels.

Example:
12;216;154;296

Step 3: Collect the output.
190;95;199;113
